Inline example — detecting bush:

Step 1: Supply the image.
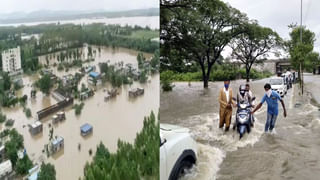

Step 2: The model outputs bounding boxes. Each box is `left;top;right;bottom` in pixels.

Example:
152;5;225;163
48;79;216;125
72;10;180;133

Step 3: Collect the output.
24;108;32;118
0;112;6;123
38;163;56;180
161;65;273;82
73;103;84;115
160;71;175;91
84;112;159;180
16;155;33;175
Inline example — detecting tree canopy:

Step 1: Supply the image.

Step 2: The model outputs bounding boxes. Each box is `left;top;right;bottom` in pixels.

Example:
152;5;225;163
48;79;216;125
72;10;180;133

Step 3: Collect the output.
230;23;281;82
161;0;248;87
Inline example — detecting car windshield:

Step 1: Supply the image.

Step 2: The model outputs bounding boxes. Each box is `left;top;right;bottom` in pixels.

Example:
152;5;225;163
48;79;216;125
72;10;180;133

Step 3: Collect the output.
270;79;282;85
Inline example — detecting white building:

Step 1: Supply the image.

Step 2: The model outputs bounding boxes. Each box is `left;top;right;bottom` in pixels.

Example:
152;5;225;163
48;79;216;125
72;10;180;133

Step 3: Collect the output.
1;46;22;74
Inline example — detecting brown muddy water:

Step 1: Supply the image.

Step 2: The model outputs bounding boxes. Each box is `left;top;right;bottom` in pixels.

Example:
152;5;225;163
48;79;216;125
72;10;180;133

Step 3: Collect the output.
2;47;159;180
160;74;320;180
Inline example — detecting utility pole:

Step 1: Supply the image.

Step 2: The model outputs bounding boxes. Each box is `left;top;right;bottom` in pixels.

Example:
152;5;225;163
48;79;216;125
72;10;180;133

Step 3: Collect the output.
300;0;304;94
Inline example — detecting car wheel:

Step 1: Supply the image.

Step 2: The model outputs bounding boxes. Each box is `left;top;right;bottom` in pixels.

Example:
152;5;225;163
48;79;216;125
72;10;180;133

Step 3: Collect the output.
171;160;193;180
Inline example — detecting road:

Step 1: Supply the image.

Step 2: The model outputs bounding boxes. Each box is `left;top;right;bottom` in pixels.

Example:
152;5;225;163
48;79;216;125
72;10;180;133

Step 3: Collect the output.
160;74;320;180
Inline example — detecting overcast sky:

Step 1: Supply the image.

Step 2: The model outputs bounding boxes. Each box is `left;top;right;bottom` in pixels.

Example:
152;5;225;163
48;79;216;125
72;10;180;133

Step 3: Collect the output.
223;0;320;53
0;0;159;13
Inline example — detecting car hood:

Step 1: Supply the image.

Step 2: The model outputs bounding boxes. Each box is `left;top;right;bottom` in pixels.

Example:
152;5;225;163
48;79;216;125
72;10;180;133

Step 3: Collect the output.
271;85;283;89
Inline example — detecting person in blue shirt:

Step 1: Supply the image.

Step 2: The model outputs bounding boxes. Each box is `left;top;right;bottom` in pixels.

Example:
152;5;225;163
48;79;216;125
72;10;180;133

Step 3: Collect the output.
251;83;287;132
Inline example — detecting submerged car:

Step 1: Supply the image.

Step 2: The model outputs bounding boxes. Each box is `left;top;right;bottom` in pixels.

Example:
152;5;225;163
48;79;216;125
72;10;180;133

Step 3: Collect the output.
270;77;287;97
160;124;197;180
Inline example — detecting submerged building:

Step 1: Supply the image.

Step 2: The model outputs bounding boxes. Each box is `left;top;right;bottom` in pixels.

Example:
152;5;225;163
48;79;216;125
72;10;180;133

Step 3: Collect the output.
1;47;22;75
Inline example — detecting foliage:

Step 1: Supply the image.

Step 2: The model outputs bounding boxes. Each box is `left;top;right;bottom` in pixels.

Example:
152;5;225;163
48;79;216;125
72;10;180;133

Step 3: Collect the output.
0;111;6;123
74;103;85;115
4;129;24;167
84;111;159;180
35;74;53;94
161;65;272;82
16;154;33;175
161;0;248;88
287;26;319;72
24;107;32;118
230;23;281;82
38;163;56;180
160;71;175;91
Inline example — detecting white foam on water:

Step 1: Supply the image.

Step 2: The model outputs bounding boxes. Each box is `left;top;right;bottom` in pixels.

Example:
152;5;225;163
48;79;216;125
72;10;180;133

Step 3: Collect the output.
181;144;225;180
177;112;265;180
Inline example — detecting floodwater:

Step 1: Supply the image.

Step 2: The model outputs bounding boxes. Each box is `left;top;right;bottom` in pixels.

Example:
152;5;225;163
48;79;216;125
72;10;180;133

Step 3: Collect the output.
0;16;160;30
160;74;320;180
2;47;159;180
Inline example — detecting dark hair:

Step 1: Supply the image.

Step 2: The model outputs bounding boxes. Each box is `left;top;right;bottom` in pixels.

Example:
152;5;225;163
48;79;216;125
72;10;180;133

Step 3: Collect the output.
245;83;250;87
264;83;271;89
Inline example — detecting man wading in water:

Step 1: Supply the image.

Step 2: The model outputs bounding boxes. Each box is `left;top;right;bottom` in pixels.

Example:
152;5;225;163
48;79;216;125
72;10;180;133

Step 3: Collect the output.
219;80;236;131
251;83;287;132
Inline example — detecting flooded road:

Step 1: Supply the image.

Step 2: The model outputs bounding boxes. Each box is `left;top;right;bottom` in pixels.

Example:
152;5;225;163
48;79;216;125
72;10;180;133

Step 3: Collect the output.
160;74;320;180
2;47;159;180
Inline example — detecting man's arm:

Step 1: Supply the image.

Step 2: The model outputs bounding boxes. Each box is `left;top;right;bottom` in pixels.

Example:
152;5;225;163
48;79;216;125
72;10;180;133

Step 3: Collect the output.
251;103;262;114
280;99;287;117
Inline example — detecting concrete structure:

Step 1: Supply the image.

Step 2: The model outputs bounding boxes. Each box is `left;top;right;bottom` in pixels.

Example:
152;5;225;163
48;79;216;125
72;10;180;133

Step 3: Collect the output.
29;121;43;135
0;160;12;178
0;146;4;162
104;89;118;101
88;71;101;85
1;47;22;74
129;88;144;98
80;123;93;136
52;112;66;124
51;136;64;153
28;165;40;180
37;98;73;120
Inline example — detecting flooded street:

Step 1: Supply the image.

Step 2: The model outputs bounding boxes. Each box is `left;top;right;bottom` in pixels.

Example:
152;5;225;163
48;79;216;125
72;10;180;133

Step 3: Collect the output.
160;74;320;180
2;47;159;180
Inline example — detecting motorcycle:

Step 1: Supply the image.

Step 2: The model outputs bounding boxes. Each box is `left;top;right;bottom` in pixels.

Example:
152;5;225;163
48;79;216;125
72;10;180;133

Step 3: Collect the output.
234;97;256;139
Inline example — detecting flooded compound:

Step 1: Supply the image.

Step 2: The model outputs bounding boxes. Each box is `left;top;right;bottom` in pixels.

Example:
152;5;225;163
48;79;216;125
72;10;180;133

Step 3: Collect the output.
2;46;159;180
160;74;320;180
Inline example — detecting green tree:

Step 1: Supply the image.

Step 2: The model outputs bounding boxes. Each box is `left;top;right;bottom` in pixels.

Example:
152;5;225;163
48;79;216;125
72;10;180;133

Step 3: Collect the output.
230;23;281;82
36;74;52;94
161;0;248;88
38;163;56;180
288;26;317;93
16;154;33;175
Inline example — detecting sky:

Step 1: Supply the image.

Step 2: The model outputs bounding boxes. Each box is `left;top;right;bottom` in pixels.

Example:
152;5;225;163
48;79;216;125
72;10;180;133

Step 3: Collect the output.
223;0;320;54
0;0;159;13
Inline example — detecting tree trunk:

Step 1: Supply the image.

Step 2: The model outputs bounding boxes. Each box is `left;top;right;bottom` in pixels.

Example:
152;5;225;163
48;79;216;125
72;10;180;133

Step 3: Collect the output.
200;63;208;88
246;66;250;82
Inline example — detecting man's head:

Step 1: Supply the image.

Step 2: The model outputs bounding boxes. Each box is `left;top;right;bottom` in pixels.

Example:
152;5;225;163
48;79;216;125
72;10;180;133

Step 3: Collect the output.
245;83;250;91
224;80;230;90
264;83;271;91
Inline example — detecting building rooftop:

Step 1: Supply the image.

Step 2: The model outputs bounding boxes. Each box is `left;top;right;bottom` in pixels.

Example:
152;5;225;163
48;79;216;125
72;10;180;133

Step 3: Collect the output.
89;71;100;78
52;136;64;146
81;123;93;133
31;121;42;128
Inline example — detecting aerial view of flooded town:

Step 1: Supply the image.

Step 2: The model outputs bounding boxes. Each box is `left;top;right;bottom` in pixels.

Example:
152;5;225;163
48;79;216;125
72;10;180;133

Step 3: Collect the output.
0;1;159;179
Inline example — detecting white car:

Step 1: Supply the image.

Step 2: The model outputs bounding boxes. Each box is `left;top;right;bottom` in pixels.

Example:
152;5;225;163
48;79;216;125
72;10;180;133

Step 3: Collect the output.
160;124;198;180
270;77;287;97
